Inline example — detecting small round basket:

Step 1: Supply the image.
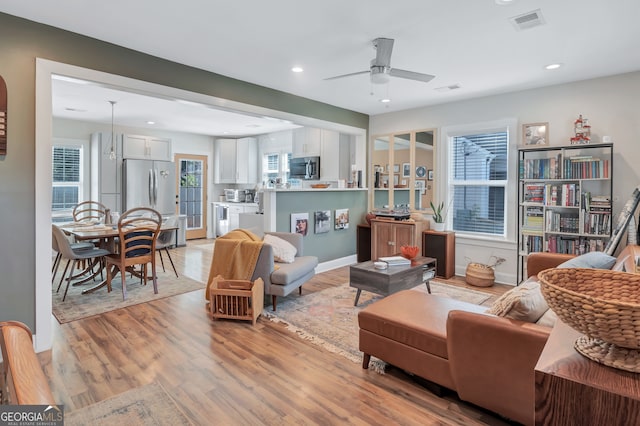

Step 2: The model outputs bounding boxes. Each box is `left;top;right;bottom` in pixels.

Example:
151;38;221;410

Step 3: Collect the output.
538;268;640;372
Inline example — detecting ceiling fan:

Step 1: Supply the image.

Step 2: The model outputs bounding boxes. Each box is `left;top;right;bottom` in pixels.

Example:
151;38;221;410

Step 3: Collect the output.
325;38;435;85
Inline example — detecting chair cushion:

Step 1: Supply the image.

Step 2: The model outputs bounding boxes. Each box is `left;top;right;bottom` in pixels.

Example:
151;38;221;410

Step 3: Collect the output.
270;256;318;285
264;234;297;263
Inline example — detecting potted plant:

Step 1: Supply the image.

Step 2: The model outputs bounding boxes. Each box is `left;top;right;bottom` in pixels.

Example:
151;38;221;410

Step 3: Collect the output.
430;201;448;231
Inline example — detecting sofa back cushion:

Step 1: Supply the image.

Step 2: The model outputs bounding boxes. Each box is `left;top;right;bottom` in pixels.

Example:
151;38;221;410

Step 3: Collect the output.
263;234;297;263
557;251;616;269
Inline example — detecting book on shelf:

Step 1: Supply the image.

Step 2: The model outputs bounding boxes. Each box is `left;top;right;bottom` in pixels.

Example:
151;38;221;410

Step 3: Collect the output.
379;256;411;265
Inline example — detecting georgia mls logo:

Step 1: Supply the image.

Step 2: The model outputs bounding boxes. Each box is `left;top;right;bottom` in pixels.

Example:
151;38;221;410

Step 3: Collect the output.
0;404;64;426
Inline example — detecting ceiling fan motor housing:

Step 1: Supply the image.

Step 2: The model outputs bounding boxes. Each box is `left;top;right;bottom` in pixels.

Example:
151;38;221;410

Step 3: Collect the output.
370;63;390;84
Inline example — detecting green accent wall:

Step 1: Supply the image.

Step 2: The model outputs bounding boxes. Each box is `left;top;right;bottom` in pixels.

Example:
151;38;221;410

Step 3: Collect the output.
0;12;368;331
275;191;368;263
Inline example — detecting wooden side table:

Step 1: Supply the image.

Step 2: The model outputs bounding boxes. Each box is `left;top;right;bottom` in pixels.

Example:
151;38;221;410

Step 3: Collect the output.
422;230;455;278
356;224;371;263
534;321;640;425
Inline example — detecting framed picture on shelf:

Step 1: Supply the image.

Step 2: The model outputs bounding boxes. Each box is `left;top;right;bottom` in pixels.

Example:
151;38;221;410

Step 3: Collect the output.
402;163;411;178
393;174;399;186
415;179;426;195
427;169;434;181
523;122;549;146
393;164;400;173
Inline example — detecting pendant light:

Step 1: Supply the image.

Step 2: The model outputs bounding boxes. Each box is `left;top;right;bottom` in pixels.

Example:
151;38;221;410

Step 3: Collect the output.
108;100;117;160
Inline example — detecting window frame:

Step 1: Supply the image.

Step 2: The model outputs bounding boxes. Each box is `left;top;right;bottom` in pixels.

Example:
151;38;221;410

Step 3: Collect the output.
439;119;518;242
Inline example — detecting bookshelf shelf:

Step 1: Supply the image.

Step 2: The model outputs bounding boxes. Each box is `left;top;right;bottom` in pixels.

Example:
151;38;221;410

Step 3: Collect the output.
517;143;613;282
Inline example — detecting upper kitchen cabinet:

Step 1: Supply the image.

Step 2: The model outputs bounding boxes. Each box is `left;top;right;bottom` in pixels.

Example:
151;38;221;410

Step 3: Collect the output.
122;134;172;161
214;137;258;184
292;127;322;157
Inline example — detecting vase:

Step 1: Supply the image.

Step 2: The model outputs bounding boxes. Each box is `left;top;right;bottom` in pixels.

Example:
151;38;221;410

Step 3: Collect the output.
432;222;445;232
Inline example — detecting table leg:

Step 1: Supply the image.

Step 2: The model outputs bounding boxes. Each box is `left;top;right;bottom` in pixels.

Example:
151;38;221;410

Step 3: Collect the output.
425;280;431;294
354;288;362;306
81;265;117;294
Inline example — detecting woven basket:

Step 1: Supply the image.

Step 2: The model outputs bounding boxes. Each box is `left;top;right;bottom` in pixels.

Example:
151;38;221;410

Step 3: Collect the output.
538;268;640;372
465;262;495;287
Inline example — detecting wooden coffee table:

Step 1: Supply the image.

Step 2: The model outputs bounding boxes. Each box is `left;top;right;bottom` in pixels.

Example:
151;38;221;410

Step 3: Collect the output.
349;256;437;306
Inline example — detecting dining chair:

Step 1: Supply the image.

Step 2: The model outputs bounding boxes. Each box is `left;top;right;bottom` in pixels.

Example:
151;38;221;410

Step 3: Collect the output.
156;215;179;277
52;224;111;301
105;207;162;300
51;225;94;285
72;200;107;223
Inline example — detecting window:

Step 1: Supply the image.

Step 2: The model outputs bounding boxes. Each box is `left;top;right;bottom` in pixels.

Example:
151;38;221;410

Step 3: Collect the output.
449;131;508;236
262;152;291;183
52;145;82;221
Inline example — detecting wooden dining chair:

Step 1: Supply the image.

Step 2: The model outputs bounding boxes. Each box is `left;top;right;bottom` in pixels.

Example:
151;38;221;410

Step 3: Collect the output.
105;207;162;300
72;200;107;223
52;224;111;301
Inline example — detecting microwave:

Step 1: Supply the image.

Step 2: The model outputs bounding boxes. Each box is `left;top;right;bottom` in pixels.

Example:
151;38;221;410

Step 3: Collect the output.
290;156;320;180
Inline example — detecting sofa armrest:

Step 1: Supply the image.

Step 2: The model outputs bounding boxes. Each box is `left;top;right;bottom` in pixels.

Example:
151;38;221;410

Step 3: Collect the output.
265;232;304;256
447;310;550;426
251;244;275;288
526;252;575;278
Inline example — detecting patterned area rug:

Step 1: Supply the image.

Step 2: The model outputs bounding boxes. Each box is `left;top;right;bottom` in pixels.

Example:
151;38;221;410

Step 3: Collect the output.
52;269;205;323
264;281;491;373
65;382;191;425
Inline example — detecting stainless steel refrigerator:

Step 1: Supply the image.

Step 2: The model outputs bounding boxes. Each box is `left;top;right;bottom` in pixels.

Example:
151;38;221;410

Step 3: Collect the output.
122;159;176;215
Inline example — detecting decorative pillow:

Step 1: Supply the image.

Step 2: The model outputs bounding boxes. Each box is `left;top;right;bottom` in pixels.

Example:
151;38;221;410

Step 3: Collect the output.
263;234;297;264
486;279;549;323
536;309;558;328
557;251;616;270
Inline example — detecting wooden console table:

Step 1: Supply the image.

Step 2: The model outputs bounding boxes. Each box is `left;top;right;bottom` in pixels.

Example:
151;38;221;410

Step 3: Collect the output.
534;321;640;425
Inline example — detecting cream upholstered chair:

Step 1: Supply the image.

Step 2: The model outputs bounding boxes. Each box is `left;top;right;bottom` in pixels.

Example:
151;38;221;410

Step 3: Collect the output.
105;207;162;300
51;225;94;285
155;215;178;277
52;224;111;301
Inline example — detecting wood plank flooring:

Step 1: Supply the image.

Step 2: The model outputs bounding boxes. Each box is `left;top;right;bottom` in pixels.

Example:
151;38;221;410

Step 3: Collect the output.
42;239;516;425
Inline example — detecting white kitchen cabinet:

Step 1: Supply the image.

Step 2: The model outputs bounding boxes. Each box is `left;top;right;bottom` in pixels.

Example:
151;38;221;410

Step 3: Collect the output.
292;127;321;158
228;204;244;231
320;129;340;180
214;137;258;184
123;134;172;161
90;132;123;212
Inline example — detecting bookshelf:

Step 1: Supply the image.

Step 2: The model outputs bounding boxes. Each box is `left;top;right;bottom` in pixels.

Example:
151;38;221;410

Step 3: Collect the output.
517;143;613;282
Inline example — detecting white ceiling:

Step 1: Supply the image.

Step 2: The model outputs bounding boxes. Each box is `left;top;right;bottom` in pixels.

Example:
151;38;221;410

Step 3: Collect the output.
3;0;640;134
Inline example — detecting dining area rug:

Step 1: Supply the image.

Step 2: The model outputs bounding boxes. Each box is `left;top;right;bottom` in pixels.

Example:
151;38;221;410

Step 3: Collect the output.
264;281;491;373
64;381;192;425
52;269;205;324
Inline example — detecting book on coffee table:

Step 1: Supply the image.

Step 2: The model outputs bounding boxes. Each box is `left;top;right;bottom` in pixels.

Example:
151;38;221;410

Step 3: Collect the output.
379;256;411;266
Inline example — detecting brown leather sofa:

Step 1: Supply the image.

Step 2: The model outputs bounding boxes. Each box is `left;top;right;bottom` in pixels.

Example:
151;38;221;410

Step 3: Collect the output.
357;252;574;426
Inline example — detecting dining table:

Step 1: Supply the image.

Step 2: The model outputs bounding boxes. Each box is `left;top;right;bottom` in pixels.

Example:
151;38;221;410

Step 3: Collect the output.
61;222;179;294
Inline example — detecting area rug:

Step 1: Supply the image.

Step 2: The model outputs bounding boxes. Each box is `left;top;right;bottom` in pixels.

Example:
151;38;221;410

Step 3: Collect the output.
53;270;205;324
65;382;191;425
264;281;491;373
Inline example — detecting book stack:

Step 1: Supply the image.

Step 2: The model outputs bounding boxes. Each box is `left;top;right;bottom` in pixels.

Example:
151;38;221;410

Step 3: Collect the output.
379;256;411;266
583;193;612;235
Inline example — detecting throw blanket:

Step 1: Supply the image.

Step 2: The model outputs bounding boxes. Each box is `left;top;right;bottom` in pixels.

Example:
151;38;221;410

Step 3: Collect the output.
206;229;263;300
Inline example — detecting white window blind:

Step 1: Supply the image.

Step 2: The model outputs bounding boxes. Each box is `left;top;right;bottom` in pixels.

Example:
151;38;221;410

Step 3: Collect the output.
52;146;81;213
450;131;508;235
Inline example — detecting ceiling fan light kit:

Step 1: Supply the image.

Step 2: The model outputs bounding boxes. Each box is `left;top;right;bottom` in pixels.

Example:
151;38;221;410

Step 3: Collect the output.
325;37;435;86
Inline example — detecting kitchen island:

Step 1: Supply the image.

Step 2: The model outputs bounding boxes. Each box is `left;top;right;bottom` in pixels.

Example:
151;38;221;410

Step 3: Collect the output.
261;187;368;266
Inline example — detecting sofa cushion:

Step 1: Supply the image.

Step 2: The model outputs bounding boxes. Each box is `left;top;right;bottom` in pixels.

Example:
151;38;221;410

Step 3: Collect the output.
557;251;616;270
536;308;558;327
270;256;318;285
263;234;297;263
486;279;549;323
358;291;486;359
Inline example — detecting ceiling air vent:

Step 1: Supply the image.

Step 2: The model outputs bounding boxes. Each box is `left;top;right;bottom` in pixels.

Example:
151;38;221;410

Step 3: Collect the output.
510;9;546;31
435;84;461;93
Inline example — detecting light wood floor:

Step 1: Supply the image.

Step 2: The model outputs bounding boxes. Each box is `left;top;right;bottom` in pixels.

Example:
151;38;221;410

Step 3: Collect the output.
43;239;516;425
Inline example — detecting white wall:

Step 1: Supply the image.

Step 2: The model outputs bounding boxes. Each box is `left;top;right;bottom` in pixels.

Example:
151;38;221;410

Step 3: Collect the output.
370;71;640;285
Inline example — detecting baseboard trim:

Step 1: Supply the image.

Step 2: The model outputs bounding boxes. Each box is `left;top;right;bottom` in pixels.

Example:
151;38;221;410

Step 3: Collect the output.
317;255;356;273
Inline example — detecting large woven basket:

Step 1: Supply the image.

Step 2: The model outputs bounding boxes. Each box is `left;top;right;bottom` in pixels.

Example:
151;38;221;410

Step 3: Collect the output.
538;268;640;372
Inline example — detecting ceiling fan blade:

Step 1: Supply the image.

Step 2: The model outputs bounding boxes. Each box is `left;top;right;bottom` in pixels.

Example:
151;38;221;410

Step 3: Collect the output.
373;38;394;67
323;70;370;81
389;68;435;83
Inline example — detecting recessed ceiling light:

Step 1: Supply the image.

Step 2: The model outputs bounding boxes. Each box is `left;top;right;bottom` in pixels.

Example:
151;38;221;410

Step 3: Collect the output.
146;121;155;125
291;66;304;73
380;98;391;103
545;63;563;70
495;0;516;5
64;107;87;112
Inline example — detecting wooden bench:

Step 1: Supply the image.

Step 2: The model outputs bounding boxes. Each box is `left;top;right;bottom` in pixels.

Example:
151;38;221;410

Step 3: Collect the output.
0;321;55;405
